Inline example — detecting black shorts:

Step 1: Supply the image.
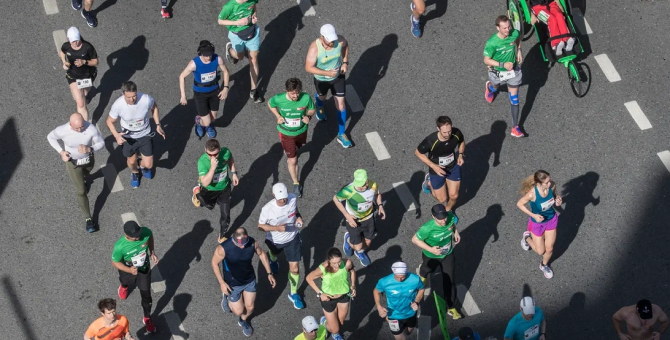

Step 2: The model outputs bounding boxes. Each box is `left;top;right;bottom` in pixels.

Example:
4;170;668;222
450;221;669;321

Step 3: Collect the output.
346;216;376;245
198;185;231;209
66;72;97;85
122;135;154;158
118;267;151;292
314;75;346;97
193;88;221;116
388;314;417;335
320;294;350;313
265;234;302;263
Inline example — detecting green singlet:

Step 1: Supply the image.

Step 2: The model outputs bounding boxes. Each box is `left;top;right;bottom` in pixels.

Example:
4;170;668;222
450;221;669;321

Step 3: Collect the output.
483;29;520;71
269;92;315;136
319;261;350;296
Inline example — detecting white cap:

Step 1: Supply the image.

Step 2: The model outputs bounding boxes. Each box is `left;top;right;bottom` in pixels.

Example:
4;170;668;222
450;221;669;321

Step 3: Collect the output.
67;27;81;43
391;262;408;275
272;183;288;200
301;316;319;332
520;297;535;315
320;24;338;42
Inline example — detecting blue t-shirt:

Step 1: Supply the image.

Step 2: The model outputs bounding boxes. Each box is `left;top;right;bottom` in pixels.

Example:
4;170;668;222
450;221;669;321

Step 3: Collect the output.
375;273;424;320
504;307;544;340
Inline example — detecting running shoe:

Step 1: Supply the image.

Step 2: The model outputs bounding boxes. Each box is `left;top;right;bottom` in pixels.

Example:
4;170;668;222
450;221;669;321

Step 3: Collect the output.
447;308;463;320
206;125;217;138
485;81;496;103
194;117;205;137
293;183;301;198
225;42;237;64
288;293;306;309
143;317;156;333
85;218;97;233
161;7;170;18
130;172;140;189
422;173;430;193
320;316;326;326
269;258;279;274
336;134;352;148
192;186;201;207
510;126;525;138
81;10;97;28
355;251;371;267
238;317;253;337
521;231;531;251
118;285;129;300
314;94;326;121
343;232;354;256
565;38;575;52
410;14;421;38
540;262;554;279
72;0;82;10
555;41;565;56
221;294;231;313
250;89;263;103
450;210;459;225
332;333;345;340
141;167;153;179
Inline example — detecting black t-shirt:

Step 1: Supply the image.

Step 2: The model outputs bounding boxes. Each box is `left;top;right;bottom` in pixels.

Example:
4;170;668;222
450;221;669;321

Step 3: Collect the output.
221;237;256;286
530;0;551;6
61;40;98;79
416;128;464;174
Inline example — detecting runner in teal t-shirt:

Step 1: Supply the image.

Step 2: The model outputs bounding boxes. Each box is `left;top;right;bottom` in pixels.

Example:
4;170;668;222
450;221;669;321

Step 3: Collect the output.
374;262;424;338
504;299;545;340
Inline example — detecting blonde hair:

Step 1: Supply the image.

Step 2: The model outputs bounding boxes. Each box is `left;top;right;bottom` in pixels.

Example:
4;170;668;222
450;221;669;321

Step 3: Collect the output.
520;170;550;195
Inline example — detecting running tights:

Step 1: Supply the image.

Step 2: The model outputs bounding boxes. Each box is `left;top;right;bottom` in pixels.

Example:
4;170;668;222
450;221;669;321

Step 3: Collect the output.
419;253;457;308
66;160;94;219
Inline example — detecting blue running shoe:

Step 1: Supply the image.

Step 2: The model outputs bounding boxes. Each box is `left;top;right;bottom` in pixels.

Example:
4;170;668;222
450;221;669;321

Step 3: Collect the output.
314;94;326;121
141;167;153;179
336;134;352;148
207;125;217;138
288;293;305;309
194;117;205;137
221;294;231;313
410;14;421;38
332;333;345;340
238;317;253;337
343;232;353;256
320;316;326;326
269;259;279;274
422;173;430;193
130;172;140;189
451;211;459;225
355;251;371;267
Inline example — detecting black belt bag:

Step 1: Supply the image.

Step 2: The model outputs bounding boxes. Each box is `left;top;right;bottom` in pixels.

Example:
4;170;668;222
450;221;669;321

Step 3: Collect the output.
235;24;257;41
69;153;94;168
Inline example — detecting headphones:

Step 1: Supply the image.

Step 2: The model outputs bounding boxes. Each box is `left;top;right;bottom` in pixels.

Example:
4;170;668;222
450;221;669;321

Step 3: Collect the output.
197;40;215;55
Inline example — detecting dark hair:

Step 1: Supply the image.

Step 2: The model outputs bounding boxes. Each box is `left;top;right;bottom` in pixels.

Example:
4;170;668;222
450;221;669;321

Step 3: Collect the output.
97;298;116;313
197;40;215;55
234;227;248;238
285;78;303;92
495;15;511;26
436;116;452;128
121;81;137;93
324;247;343;273
520;170;551;195
205;139;220;152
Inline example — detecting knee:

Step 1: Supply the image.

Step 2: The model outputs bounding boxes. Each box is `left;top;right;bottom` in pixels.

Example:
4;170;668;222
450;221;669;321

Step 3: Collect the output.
244;303;254;313
413;1;425;14
75;187;87;197
76;99;87;109
287;157;297;165
544;245;554;254
448;192;459;201
509;92;519;105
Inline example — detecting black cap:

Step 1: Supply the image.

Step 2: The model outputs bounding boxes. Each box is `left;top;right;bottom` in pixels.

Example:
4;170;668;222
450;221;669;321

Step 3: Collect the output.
200;45;214;56
637;299;653;319
458;327;475;340
123;221;142;238
431;204;449;220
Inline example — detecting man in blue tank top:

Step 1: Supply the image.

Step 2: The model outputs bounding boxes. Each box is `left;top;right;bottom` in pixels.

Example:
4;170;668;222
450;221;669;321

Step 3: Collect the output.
211;227;276;337
179;40;230;138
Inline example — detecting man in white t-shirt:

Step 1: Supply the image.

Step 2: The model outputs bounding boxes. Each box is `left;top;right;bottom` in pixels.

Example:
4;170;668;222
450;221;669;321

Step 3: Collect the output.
106;81;165;189
258;183;305;310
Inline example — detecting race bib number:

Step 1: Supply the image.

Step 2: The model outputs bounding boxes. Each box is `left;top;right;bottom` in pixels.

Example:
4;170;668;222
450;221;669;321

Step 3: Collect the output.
439;154;454;166
540;197;555;211
76;78;92;89
499;70;516;81
212;169;228;183
76;157;90;166
125;119;145;130
130;252;147;267
201;71;216;83
357;201;373;212
440;241;452;255
524;324;539;339
284;118;301;128
388;320;400;332
537;10;550;24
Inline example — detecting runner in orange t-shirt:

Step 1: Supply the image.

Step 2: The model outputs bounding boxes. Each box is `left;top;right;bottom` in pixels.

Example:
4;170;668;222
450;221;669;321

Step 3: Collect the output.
84;298;133;340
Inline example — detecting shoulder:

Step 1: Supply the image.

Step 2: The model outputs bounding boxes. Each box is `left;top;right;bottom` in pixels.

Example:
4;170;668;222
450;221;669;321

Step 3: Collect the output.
452;127;464;139
338;35;348;44
221;147;232;158
197;153;209;163
510;29;520;39
270;92;284;102
368;180;378;190
140;227;153;237
61;42;71;50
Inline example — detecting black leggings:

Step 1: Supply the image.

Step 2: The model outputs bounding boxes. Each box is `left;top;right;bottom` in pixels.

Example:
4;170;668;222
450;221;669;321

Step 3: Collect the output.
198;186;232;238
119;269;153;317
419;253;456;308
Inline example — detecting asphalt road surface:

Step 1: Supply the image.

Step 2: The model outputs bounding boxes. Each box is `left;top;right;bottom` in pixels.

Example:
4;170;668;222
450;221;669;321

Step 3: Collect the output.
1;0;669;339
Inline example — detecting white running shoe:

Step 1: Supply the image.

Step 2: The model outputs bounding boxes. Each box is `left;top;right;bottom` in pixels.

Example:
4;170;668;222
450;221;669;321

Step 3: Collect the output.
521;231;531;251
565;37;575;52
556;41;565;56
540;263;554;279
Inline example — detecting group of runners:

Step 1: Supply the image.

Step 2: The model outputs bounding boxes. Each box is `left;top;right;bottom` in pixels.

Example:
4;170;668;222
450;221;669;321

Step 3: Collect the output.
44;0;667;339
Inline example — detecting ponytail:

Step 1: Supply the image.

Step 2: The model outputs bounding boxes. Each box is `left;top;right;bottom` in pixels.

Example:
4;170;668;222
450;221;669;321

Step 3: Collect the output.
520;170;550;195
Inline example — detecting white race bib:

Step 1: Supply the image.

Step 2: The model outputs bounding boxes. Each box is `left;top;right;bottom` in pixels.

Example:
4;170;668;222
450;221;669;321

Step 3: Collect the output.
440;242;452;255
524;325;539;339
439;154;454;166
130;252;147;267
357;201;373;212
125;119;145;130
537;10;551;24
284;118;301;128
212;169;228;183
76;157;90;166
388;320;400;332
540;197;555;211
499;70;516;81
76;78;92;89
201;71;216;83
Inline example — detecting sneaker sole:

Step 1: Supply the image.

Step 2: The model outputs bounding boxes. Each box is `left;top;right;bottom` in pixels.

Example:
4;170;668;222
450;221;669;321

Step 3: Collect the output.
118;286;128;300
336;138;352;148
540;264;554;279
72;1;81;10
485;81;495;103
143;319;156;333
237;321;253;337
287;294;303;310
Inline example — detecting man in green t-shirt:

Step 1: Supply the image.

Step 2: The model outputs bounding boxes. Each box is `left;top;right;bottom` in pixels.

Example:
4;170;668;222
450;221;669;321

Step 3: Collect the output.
217;0;263;103
111;221;159;333
294;315;329;340
192;139;239;242
483;15;525;138
411;204;462;320
268;78;315;197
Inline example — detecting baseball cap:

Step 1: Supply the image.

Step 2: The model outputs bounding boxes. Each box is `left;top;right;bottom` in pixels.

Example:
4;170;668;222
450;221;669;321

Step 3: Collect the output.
637;299;653;319
123;221;142;238
353;169;368;187
67;27;81;43
431;204;449;220
457;327;476;340
391;262;408;275
301;316;319;332
272;183;288;200
320;24;338;42
520;296;535;315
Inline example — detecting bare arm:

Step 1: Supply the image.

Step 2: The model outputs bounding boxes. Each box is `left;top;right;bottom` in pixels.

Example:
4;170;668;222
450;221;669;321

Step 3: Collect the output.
111;260;133;274
516;189;538;218
211;246;226;286
412;234;437;254
612;308;627;335
657;305;669;333
415;288;425;302
255;241;273;275
106;116;121;140
218;57;230;94
178;61;196;100
373;288;383;309
305;264;324;294
484;56;501;68
305;42;335;77
415;148;439;170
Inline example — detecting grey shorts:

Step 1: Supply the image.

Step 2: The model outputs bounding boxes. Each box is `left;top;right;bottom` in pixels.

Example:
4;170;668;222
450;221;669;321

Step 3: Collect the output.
488;67;523;87
227;280;257;303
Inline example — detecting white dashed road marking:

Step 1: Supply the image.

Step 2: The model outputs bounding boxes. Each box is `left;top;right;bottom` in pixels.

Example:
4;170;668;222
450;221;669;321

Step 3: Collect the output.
43;0;59;15
345;85;365;113
120;212;166;293
365;132;391;160
297;0;315;16
164;312;188;340
101;164;124;192
594;54;621;82
658;151;670;173
392;182;418;212
457;284;482;316
624;101;652;130
53;30;67;54
417;315;431;340
571;8;593;34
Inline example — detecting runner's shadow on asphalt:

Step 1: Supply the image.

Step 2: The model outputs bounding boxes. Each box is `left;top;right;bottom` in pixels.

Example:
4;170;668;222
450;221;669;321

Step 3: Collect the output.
153;99;197;171
251;251;290;322
551;292;586;338
551;171;600;265
89;36;149;124
297;112;339;191
455;204;502;291
92;0;118;16
421;0;448;26
136;293;193;340
152;220;213;317
518;43;551;134
89;135;130;222
454;121;506;212
0;119;22;201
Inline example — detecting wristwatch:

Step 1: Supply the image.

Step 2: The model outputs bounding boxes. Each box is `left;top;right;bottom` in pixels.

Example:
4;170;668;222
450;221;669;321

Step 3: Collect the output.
316;291;322;298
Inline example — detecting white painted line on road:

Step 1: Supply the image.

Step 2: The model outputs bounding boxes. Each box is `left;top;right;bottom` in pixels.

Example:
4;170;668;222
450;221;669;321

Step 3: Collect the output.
594;54;621;82
393;182;418;212
164;312;187;340
571;8;593;34
658;151;670;173
624;101;652;130
120;212;166;293
121;212;138;224
43;0;59;15
53;30;67;54
365;132;391;160
297;0;315;16
345;84;365;113
101;164;124;192
416;267;430;299
417;315;431;340
457;284;482;316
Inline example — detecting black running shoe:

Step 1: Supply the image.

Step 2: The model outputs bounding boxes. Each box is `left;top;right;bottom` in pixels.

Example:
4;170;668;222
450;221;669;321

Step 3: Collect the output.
85;218;97;233
82;10;97;28
72;0;82;10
